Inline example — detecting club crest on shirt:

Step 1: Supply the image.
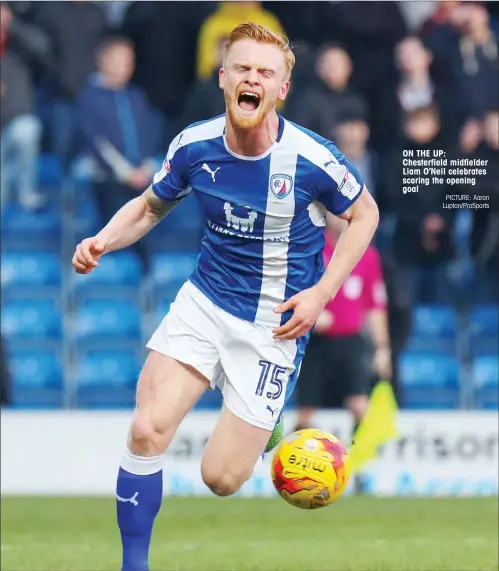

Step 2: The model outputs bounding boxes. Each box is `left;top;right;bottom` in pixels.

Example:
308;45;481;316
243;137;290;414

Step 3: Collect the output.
270;174;293;199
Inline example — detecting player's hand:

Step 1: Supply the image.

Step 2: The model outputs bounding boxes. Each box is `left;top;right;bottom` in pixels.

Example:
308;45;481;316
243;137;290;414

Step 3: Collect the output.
72;237;106;274
273;286;330;340
373;346;392;379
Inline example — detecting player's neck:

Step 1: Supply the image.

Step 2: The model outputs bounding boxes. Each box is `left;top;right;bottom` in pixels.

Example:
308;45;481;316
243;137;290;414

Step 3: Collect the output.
225;112;280;157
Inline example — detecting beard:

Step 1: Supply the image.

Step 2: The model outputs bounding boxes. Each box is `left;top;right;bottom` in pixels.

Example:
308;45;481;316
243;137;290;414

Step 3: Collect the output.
224;87;271;130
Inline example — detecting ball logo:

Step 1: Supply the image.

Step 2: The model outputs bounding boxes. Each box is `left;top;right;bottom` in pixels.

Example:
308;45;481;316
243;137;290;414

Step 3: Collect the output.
270;174;293;199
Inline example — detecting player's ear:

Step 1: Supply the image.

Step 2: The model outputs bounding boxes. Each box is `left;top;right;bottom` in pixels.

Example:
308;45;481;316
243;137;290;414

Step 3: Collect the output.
278;80;290;102
219;68;225;90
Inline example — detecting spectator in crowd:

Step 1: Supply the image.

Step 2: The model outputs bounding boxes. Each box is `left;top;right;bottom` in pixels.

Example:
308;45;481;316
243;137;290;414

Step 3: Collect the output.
469;108;499;302
120;1;215;143
287;45;368;140
333;113;376;199
309;1;407;150
33;0;109;172
1;2;44;210
196;1;285;81
75;36;161;271
393;106;457;303
423;1;498;154
395;35;461;143
295;215;391;446
182;36;226;127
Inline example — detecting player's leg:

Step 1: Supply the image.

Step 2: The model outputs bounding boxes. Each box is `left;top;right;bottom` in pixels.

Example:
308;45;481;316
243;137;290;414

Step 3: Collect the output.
341;334;372;439
117;281;221;571
201;315;307;496
339;334;372;494
117;352;209;571
201;404;271;496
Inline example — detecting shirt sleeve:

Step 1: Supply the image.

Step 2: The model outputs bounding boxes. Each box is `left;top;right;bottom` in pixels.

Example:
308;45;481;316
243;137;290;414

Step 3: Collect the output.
313;141;364;215
363;247;388;311
151;132;191;203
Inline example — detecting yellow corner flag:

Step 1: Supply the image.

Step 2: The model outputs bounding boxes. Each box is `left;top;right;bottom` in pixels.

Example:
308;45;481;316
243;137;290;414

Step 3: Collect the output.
349;381;399;473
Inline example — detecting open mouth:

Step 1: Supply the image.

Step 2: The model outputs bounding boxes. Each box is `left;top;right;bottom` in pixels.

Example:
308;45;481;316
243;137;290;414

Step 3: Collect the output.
237;91;261;112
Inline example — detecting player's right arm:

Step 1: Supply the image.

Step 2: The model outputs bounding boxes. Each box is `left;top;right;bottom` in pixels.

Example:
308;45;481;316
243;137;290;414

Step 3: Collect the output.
72;133;189;274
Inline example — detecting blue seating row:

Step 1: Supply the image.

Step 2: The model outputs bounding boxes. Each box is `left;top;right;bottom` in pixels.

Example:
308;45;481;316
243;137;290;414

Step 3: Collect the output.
400;352;498;410
8;349;223;410
8;347;497;410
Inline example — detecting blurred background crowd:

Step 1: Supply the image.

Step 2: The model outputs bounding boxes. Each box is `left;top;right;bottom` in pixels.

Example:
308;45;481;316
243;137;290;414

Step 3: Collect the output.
0;1;498;417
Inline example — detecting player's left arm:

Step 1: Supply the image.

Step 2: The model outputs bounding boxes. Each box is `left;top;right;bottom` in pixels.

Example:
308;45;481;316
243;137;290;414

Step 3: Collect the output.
273;148;378;341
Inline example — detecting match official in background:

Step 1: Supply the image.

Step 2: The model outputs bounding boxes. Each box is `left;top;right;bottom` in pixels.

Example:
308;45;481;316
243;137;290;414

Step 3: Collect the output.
295;215;391;435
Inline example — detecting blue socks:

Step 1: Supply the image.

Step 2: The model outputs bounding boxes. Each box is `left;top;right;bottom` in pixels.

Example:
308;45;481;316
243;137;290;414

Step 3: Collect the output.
116;449;163;571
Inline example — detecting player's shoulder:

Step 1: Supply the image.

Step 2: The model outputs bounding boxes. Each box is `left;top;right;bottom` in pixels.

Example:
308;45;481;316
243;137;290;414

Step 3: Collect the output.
176;114;226;149
282;118;344;168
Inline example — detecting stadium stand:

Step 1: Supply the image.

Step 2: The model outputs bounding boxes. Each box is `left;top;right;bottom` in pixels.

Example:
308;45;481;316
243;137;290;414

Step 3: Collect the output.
399;352;461;409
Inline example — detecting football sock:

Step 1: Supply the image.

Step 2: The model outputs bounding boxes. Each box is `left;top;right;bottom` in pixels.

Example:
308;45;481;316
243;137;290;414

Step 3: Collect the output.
117;448;163;571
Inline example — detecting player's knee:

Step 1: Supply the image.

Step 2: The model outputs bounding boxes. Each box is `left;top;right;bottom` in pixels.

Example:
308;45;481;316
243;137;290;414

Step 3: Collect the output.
129;414;171;456
201;467;244;497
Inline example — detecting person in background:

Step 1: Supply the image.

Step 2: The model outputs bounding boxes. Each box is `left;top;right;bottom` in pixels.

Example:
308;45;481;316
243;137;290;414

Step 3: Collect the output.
0;2;44;211
295;215;391;447
423;2;498;154
287;44;368;139
393;105;457;304
395;35;461;144
120;1;215;144
182;36;227;126
333;112;376;199
469;108;499;303
196;1;285;81
33;0;109;173
75;36;161;271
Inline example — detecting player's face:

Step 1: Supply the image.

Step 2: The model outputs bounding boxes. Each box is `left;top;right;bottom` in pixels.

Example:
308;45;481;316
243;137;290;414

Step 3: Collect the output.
220;39;290;130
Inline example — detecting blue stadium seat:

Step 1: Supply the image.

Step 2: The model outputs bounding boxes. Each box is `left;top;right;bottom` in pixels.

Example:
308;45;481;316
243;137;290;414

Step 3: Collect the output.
10;350;63;408
37;154;63;190
72;252;142;299
1;252;61;297
74;300;141;347
470;305;498;354
472;354;498;410
73;195;102;240
151;252;198;300
1;300;62;346
1;204;61;251
75;352;140;408
405;305;458;353
400;351;460;409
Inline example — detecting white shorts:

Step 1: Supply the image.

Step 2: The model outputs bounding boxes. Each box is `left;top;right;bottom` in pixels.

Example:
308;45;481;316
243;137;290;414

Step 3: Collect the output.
146;281;306;430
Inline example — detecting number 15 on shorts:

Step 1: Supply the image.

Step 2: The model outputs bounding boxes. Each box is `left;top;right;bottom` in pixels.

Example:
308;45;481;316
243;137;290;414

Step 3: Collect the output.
256;360;286;400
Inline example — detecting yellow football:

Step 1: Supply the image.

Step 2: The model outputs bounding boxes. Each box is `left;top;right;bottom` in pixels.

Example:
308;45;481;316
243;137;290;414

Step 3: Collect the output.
271;428;351;509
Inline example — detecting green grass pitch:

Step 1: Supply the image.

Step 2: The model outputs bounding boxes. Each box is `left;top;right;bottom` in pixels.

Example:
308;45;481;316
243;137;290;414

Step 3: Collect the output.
2;496;498;570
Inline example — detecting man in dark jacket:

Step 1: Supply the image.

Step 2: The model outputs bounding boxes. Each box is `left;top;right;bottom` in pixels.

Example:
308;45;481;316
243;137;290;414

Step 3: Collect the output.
182;36;226;126
76;36;161;270
33;0;109;171
120;1;216;144
469;109;499;303
393;105;457;304
287;44;368;140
